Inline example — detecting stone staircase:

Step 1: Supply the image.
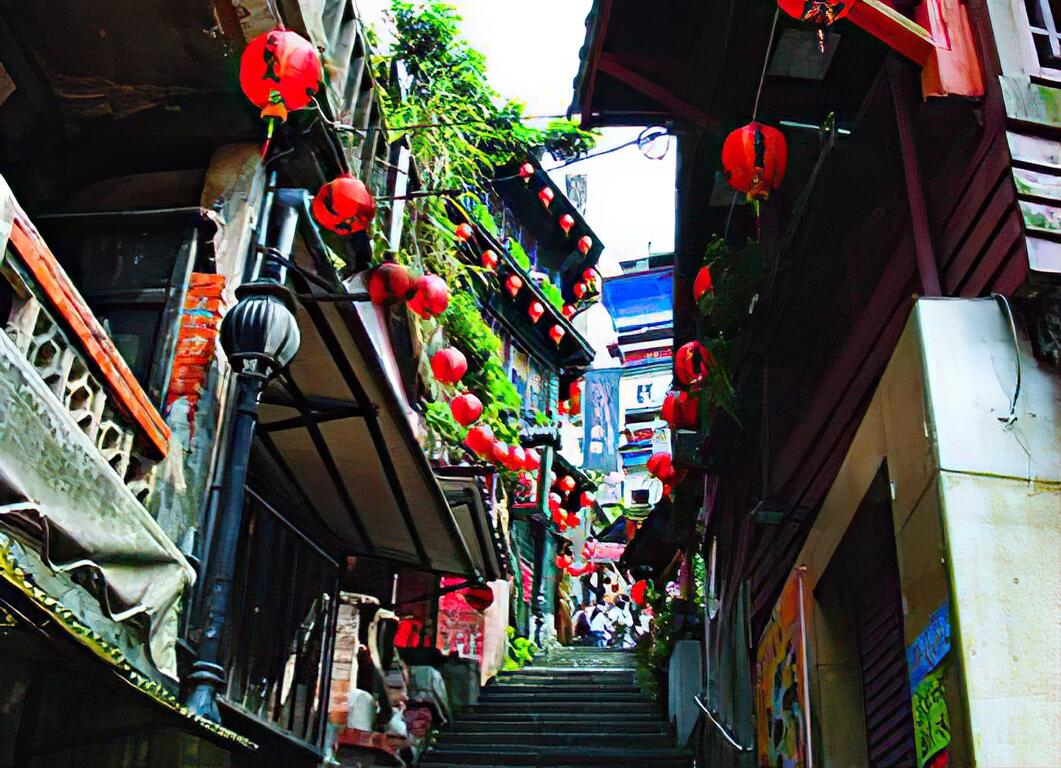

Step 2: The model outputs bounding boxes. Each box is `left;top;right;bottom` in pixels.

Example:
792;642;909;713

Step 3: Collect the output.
420;647;691;768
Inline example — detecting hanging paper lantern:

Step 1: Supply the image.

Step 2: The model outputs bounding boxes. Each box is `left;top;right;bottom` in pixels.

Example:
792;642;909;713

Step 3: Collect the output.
312;175;377;235
491;441;511;466
569;380;582;401
662;483;673;497
239;29;322;123
548;493;563;515
662;390;700;430
450;393;483;426
647;452;675;482
552;508;568;530
463;585;494;612
455;222;474;241
368;263;413;305
555;553;573;570
557;399;570;416
481;249;499;271
507;445;527;472
559;213;576;234
778;0;853;50
528;300;545;324
722;122;788;203
556;475;576;494
549;325;565;345
577;235;593;255
523;448;541;472
430;348;467;384
694;265;714;303
631;580;649;608
562;304;576;319
565;512;580;528
519;162;535;180
505;274;524;298
538;187;555;207
675;340;714;387
464;424;494;455
573;281;589;300
408;274;450;318
582;268;601;288
579;491;595;508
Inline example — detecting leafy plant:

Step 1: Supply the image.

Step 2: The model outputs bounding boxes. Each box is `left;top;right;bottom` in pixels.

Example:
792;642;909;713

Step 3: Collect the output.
538;276;564;310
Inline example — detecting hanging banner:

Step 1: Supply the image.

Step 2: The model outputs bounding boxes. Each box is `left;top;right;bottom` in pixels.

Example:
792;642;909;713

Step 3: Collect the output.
912;668;951;767
583;368;622;472
756;568;812;768
907;602;951;688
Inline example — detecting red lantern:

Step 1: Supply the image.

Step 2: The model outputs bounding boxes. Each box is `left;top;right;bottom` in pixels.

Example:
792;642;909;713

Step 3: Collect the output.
556;475;576;494
549;325;565;345
450;393;483;426
573;281;589;300
778;0;853;50
694;265;714;303
548;493;563;515
505;274;523;298
312;175;377;235
538;187;555;208
239;29;322;123
662;390;700;430
523;448;541;472
555;553;573;570
721;122;788;203
368;263;413;305
577;235;593;255
662;482;673;497
430;348;467;384
528;300;545;324
562;304;576;319
519;162;535;180
675;340;713;387
481;250;499;271
647;452;675;482
579;491;595;508
568;380;582;400
631;580;649;607
565;512;581;528
557;399;570;416
464;424;494;456
408;275;450;318
507;445;527;472
491;441;511;466
552;509;568;530
455;222;474;241
463;584;494;612
559;213;576;234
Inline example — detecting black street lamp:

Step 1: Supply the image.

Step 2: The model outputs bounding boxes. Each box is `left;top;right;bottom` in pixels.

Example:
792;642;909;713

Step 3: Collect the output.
186;277;300;720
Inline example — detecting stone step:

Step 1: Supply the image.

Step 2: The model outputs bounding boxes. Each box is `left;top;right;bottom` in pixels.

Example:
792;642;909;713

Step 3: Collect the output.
451;711;664;725
421;746;691;767
436;731;676;748
484;683;642;694
471;701;655;715
479;690;649;704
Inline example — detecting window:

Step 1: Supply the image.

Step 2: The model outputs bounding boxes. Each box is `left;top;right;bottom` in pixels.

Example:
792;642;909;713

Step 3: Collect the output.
1026;0;1061;71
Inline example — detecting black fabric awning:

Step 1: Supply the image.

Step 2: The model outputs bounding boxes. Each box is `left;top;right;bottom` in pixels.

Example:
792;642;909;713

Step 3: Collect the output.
252;195;479;579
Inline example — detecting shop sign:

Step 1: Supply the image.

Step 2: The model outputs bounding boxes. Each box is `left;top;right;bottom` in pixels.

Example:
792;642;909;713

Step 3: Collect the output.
907;602;950;688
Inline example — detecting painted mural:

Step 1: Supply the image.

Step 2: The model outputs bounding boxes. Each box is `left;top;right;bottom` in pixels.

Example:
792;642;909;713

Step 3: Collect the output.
755;570;808;768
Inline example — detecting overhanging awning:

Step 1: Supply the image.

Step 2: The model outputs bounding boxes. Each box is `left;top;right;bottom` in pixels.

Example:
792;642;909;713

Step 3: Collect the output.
251;195;479;580
438;476;503;582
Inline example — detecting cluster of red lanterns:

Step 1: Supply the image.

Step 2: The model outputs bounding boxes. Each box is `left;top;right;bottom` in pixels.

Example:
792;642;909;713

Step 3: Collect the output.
675;340;714;388
464;424;540;474
368;263;450;318
662;389;700;430
557;379;582;417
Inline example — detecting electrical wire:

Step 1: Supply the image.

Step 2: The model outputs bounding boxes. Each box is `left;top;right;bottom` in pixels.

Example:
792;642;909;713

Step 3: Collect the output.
992;293;1022;424
752;9;780;121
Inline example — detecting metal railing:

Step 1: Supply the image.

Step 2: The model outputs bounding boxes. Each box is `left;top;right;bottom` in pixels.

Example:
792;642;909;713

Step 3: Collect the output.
694;693;754;753
218;488;341;747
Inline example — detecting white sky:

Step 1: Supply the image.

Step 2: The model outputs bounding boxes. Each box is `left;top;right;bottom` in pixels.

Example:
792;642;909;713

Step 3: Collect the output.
353;0;676;274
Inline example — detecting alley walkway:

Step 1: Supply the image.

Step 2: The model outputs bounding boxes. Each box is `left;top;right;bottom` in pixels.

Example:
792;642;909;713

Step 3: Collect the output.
421;647;692;768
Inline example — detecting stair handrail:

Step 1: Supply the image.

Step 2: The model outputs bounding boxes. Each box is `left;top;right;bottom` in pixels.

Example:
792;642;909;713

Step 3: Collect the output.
693;693;753;753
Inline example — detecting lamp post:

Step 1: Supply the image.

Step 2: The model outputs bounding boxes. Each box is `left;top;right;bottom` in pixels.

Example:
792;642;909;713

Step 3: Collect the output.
186;278;300;721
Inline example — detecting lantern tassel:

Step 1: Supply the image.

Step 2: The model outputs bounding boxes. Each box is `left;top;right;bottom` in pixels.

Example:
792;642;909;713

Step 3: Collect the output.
260;117;276;159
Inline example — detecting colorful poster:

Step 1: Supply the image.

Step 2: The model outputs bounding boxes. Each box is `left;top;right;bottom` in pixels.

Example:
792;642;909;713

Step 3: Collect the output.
907;602;951;688
912;669;951;768
583;368;622;472
756;570;809;768
436;576;484;659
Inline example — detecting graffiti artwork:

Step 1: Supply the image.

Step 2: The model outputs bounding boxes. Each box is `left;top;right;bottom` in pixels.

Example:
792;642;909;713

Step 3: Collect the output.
755;570;809;768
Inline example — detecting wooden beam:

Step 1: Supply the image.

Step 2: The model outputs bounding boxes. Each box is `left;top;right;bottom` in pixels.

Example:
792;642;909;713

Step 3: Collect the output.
578;0;613;126
889;57;942;297
849;0;935;65
597;52;716;129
